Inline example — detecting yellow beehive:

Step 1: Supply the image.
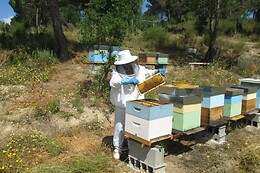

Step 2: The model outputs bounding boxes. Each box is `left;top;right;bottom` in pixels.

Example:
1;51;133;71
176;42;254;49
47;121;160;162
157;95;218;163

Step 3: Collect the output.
137;73;165;95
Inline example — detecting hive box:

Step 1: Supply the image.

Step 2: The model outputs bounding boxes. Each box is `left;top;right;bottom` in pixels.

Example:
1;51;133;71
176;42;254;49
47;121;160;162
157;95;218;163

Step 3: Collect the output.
157;84;202;131
93;45;109;50
239;78;260;109
125;99;173;141
138;53;147;63
201;86;226;126
88;51;108;62
173;104;201;131
224;88;244;118
157;84;202;97
157;53;169;64
230;85;258;114
111;46;124;61
146;53;157;64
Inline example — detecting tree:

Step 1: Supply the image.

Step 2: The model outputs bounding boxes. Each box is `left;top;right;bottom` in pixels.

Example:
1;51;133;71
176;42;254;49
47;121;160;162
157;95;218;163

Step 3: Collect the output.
48;0;69;61
203;0;221;62
80;0;142;45
9;0;49;30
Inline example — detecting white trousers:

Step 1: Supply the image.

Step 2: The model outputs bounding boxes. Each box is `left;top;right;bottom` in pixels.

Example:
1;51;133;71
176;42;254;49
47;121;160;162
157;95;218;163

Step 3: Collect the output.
113;106;126;150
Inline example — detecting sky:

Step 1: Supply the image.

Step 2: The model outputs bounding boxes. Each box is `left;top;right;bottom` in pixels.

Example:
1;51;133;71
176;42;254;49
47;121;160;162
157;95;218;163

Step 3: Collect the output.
0;0;149;24
0;0;16;24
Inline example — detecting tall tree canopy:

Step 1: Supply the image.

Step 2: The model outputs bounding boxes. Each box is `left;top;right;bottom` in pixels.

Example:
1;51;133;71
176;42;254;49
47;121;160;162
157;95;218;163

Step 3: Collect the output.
80;0;142;45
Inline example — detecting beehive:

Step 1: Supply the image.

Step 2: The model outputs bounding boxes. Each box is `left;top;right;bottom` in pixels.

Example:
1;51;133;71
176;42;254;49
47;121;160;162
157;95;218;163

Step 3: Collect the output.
239;78;260;109
157;53;169;64
230;85;258;114
88;51;108;62
125;99;173;141
157;84;202;97
157;84;203;131
146;53;157;64
201;86;226;126
138;53;147;63
137;73;165;95
224;88;244;118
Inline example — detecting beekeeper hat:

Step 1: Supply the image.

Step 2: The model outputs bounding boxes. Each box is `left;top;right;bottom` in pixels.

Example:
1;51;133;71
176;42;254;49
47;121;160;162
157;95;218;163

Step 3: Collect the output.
114;50;138;65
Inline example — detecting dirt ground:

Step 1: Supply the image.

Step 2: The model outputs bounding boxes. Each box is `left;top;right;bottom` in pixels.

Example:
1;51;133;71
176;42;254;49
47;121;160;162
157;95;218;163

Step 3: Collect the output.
0;60;260;173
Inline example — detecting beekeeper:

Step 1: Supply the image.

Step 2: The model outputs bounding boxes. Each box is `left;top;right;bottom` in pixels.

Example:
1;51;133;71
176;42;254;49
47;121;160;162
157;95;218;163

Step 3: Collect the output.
109;50;166;160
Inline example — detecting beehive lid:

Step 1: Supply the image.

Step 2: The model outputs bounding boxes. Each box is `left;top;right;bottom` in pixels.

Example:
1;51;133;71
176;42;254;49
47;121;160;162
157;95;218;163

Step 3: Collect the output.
137;73;166;95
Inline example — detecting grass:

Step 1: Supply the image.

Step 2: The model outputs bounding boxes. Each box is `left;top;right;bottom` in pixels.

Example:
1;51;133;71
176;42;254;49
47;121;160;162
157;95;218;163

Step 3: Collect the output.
0;129;62;172
166;64;240;87
29;153;116;173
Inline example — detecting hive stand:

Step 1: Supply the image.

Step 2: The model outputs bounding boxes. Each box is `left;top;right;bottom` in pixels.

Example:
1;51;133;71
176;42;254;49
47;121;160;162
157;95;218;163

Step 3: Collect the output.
128;139;166;173
203;123;227;143
243;110;260;128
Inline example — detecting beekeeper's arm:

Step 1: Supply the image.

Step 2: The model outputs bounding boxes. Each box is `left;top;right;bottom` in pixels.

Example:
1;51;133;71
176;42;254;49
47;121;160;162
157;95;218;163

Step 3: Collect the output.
144;68;166;78
110;70;140;88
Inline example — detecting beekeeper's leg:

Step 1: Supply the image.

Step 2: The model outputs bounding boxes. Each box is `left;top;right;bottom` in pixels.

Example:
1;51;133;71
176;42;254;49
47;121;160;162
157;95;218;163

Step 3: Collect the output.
113;106;126;152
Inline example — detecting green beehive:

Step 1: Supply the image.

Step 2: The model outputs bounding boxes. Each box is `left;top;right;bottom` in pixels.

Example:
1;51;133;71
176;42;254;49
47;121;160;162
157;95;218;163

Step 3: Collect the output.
172;110;201;131
224;102;242;118
157;54;169;64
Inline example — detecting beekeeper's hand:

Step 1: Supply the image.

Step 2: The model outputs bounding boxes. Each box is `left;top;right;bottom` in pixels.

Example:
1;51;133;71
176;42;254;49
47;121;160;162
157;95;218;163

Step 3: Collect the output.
156;68;166;76
121;78;140;85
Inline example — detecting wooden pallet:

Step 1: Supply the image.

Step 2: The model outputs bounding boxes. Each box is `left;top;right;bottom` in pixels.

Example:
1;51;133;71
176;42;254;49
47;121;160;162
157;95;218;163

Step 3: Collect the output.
125;132;173;146
172;126;206;136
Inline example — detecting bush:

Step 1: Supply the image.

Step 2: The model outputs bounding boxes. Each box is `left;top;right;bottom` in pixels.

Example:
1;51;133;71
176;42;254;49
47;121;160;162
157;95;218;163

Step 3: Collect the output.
219;20;236;36
142;26;170;48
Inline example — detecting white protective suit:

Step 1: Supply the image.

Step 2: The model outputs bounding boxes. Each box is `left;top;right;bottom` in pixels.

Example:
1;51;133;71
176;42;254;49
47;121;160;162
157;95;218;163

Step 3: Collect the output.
110;65;156;150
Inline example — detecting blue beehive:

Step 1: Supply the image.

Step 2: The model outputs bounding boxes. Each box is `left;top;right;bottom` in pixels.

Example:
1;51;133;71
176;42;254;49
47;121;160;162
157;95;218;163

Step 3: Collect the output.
201;86;226;126
111;50;121;61
88;51;108;62
125;99;173;141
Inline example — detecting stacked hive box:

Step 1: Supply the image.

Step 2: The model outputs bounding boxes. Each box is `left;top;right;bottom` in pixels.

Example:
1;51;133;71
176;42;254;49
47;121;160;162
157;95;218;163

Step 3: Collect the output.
138;53;147;64
239;78;260;109
88;45;109;62
157;84;203;132
125;99;173;142
230;85;258;114
137;52;169;67
224;88;244;118
201;86;226;126
146;53;157;64
157;53;169;65
111;46;124;61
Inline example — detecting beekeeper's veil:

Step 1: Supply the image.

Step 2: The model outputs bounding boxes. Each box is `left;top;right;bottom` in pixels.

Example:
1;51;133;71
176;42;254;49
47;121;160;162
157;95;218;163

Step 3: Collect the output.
114;50;140;76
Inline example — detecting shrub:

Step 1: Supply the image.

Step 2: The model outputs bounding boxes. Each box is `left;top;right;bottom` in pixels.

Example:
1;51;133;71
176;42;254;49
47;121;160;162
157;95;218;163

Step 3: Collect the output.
219;20;236;36
142;26;170;48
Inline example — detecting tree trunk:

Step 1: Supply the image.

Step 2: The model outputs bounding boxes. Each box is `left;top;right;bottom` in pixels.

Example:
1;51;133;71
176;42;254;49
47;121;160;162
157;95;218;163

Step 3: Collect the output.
205;0;220;62
48;0;69;61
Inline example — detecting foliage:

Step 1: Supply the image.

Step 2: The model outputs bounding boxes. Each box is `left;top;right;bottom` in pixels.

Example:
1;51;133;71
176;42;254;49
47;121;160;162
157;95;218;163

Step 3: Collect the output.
34;98;60;119
142;26;170;48
219;20;236;36
80;0;142;45
72;94;84;114
0;50;57;85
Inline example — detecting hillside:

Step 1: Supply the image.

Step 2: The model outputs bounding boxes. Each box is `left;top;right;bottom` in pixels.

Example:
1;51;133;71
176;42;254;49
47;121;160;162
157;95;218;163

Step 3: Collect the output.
0;40;260;172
